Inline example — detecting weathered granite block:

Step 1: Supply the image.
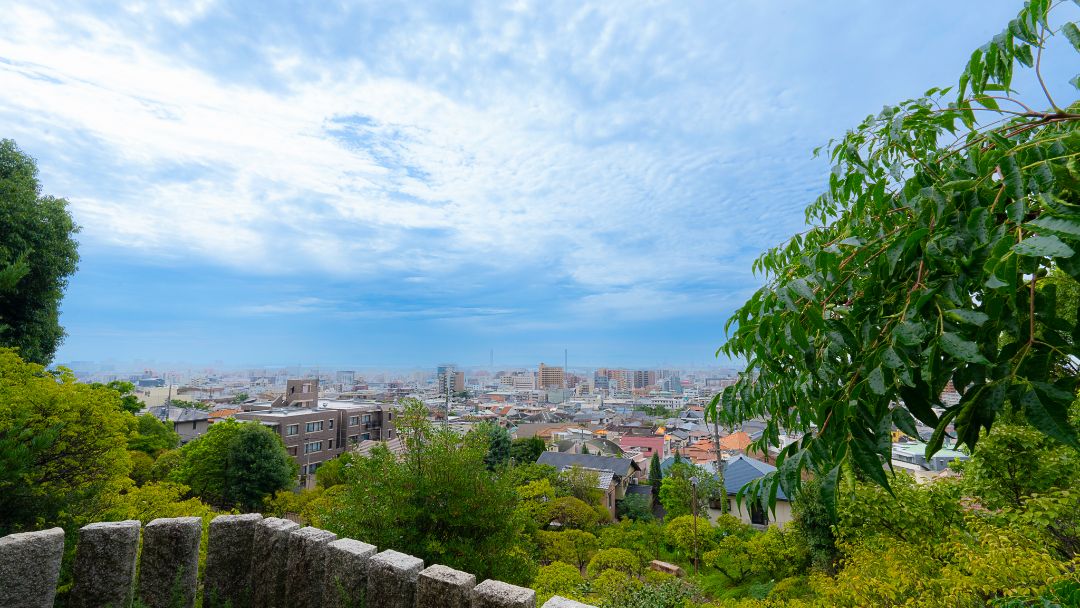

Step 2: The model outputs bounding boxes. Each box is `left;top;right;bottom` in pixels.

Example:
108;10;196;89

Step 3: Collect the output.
541;597;594;608
0;527;65;608
204;513;263;608
324;538;377;608
70;520;141;608
367;550;424;608
284;526;338;608
137;516;202;608
472;579;537;608
416;564;476;608
250;517;300;608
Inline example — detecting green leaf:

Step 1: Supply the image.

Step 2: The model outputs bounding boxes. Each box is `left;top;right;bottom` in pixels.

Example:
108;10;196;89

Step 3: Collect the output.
1000;155;1025;200
1072;75;1080;91
894;320;927;346
849;431;891;491
819;465;840;519
1026;214;1080;238
1021;386;1080;449
868;366;886;396
788;277;816;302
891;407;920;440
1012;234;1076;258
946;309;989;326
882;347;904;369
1063;22;1080;53
926;408;961;460
939;333;990;364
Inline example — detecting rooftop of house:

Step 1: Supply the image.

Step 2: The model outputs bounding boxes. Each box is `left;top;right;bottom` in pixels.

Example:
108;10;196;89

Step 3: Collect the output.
145;405;209;422
537;451;637;478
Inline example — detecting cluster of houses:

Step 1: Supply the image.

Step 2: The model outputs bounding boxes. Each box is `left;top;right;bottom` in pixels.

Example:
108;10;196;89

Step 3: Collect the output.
140;376;970;529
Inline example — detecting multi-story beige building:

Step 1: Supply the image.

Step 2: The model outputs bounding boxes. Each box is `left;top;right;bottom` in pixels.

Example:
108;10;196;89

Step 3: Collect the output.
537;363;565;390
236;379;395;487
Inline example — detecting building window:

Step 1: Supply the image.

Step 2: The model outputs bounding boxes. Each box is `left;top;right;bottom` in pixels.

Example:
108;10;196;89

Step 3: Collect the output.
286;424;299;436
328;419;334;429
304;441;323;454
288;447;297;457
348;416;359;426
305;421;323;433
362;414;371;424
307;463;318;474
388;413;393;421
191;421;197;430
328;439;334;449
348;435;359;445
361;433;370;441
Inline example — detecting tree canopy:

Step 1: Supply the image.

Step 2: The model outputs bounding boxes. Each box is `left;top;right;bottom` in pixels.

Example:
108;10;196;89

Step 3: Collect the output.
170;418;297;510
0;139;80;365
709;0;1080;509
0;348;132;535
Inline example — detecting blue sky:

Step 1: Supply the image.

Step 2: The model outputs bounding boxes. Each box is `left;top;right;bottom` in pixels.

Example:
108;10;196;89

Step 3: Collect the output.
2;1;1077;369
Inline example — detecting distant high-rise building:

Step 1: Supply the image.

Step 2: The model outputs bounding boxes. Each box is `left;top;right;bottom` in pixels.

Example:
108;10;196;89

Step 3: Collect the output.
633;370;657;389
537;363;564;390
335;370;356;386
437;365;466;394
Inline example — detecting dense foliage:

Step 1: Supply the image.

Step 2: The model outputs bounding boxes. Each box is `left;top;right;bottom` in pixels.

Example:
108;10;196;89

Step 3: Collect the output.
170;418;297;511
0;139;80;365
710;0;1080;509
316;399;536;585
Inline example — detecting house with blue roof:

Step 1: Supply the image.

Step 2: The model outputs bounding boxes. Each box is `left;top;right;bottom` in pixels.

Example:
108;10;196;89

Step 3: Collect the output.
660;453;793;528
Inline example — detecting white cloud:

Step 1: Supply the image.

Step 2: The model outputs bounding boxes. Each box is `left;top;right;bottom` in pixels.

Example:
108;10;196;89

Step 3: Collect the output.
0;0;833;322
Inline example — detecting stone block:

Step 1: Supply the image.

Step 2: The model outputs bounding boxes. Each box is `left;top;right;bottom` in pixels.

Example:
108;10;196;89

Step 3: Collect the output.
0;527;65;608
472;579;537;608
541;597;595;608
137;516;202;608
324;538;377;608
70;520;141;608
416;564;476;608
366;550;424;608
204;513;262;608
284;526;338;608
250;517;299;608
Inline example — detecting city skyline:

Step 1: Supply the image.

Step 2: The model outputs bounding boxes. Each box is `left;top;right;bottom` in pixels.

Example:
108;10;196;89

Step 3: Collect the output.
2;1;1074;366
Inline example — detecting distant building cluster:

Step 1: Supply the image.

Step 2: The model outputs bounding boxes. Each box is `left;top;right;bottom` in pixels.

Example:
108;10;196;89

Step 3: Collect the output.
75;359;968;519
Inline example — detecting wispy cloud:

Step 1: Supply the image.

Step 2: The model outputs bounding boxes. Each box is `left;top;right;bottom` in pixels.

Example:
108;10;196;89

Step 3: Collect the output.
4;0;1065;364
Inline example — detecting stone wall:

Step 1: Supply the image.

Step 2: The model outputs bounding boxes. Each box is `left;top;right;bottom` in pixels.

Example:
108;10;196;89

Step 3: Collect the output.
0;515;594;608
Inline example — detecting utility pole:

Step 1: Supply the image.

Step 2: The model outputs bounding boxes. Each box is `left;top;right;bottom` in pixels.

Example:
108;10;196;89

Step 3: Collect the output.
690;476;700;575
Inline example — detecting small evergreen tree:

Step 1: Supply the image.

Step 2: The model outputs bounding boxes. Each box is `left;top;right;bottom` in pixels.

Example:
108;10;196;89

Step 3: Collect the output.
648;452;663;497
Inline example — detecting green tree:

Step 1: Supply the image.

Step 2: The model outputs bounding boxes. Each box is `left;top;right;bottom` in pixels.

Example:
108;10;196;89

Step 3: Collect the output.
318;398;535;585
648;452;663;496
708;0;1080;508
556;465;603;506
791;476;839;573
171;418;297;510
315;452;354;489
475;421;511;470
230;392;249;404
657;463;721;518
663;515;714;562
511;436;547;463
128;413;180;456
0;140;80;365
547;496;600;530
0;349;132;535
957;423;1080;510
92;380;143;415
533;561;584;605
616;493;653;522
536;529;598;571
586;547;641;577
